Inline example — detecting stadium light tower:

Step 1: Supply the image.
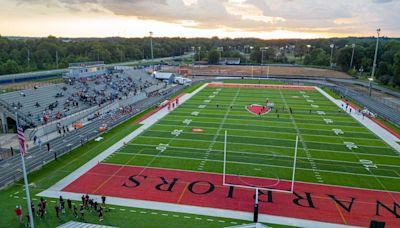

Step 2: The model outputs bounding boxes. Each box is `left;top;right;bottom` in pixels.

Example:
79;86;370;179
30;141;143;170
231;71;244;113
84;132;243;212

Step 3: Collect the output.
260;47;269;66
350;43;356;69
149;31;154;61
329;44;335;68
369;28;381;97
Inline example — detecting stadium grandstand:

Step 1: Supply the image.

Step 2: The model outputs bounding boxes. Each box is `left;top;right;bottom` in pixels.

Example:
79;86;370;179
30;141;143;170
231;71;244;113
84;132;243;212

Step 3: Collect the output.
0;64;182;160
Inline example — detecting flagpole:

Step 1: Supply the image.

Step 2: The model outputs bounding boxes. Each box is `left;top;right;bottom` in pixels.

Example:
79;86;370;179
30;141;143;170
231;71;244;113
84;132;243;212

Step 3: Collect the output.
16;111;34;228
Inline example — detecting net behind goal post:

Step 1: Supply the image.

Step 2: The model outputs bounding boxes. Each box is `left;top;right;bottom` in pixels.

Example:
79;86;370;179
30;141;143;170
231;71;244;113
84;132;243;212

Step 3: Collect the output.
222;130;299;194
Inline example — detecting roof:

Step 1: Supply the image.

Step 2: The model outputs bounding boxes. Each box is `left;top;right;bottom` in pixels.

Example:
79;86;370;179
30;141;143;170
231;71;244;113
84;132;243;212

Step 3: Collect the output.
69;61;105;68
154;72;175;80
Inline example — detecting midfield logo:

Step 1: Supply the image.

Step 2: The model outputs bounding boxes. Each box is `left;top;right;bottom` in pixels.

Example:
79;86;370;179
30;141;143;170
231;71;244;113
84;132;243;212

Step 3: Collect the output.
246;104;271;115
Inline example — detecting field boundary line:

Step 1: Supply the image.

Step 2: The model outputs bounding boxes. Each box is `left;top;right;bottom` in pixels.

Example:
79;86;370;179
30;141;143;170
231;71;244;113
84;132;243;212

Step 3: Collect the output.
108;152;400;180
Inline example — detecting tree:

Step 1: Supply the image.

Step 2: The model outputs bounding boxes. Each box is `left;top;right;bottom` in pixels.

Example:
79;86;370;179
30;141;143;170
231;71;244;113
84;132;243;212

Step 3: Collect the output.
393;51;400;86
250;48;261;63
208;49;220;64
0;60;20;74
335;47;353;70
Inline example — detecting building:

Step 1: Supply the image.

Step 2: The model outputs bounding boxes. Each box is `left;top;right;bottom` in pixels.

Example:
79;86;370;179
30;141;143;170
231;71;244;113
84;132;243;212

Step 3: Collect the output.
219;58;241;65
152;72;176;84
67;61;107;78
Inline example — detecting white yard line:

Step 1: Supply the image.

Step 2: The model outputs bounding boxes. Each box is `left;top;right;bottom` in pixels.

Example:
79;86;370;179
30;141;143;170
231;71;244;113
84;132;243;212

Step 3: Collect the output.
137;135;398;158
158;119;371;135
154;123;387;142
198;88;240;171
145;129;391;148
279;89;324;183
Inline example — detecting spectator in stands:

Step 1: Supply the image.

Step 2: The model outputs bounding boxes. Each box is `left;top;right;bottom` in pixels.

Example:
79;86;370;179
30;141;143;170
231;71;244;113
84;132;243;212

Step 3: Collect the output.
35;102;40;107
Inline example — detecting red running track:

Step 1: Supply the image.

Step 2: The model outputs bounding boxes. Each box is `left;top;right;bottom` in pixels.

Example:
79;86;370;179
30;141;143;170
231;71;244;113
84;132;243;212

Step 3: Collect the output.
208;83;316;90
63;164;400;227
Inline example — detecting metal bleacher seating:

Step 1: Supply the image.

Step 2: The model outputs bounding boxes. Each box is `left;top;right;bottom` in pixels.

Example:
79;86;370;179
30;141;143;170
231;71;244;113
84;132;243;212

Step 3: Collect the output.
0;69;164;127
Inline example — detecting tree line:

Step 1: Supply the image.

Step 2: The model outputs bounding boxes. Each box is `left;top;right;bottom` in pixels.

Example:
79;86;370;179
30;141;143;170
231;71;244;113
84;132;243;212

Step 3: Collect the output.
0;35;399;87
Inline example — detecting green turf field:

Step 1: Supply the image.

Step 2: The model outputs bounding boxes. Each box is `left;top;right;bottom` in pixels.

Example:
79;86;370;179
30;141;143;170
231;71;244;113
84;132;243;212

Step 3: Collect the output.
104;84;400;192
2;106;292;228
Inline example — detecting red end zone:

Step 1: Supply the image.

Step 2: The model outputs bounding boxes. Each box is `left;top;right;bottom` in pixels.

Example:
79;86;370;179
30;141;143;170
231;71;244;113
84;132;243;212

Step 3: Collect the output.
208;83;316;90
63;164;400;227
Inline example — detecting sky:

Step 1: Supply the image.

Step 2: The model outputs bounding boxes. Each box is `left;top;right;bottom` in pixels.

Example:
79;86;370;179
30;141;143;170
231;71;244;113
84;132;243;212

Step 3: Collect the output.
0;0;399;39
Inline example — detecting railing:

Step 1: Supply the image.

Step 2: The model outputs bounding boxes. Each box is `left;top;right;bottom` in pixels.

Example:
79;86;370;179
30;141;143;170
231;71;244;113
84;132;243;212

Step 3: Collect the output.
0;85;186;189
0;98;36;127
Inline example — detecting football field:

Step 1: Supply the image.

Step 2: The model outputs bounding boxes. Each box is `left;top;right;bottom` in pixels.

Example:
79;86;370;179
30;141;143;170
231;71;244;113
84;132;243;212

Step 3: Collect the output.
103;83;400;192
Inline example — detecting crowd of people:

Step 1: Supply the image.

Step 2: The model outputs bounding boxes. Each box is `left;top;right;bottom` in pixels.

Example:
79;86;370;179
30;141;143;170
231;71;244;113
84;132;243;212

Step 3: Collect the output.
14;195;108;227
5;70;160;126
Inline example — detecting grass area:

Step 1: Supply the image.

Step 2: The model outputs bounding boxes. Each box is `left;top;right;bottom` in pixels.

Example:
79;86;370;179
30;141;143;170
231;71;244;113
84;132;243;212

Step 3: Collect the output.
106;84;400;193
182;82;205;93
28;76;64;84
0;88;15;94
0;104;292;228
377;83;400;93
321;87;341;99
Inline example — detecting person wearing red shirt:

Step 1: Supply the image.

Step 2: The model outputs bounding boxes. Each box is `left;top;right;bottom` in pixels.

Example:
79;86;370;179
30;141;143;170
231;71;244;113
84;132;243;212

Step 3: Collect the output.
15;205;23;223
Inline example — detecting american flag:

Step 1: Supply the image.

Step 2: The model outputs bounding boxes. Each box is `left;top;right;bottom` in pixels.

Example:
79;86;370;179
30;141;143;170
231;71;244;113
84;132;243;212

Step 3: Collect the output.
16;115;26;157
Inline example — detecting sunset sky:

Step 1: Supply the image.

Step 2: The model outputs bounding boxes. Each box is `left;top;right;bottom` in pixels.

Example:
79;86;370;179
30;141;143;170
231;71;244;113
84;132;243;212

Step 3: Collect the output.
0;0;399;39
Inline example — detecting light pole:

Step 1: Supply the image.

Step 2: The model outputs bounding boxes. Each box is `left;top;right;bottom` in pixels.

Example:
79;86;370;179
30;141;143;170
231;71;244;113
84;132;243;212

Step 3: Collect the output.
198;47;201;61
329;44;335;68
260;47;269;77
350;43;355;69
369;28;381;96
149;31;154;62
217;47;223;64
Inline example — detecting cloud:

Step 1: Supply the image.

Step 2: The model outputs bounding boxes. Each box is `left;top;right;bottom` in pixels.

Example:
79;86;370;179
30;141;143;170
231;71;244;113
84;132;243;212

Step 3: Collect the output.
8;0;400;37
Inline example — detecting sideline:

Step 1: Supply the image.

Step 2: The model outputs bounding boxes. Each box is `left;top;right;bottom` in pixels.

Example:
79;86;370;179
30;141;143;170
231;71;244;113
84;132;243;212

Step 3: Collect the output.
316;87;400;153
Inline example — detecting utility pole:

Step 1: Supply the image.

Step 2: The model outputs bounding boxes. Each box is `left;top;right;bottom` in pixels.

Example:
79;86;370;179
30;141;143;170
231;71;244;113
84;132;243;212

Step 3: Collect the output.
369;28;381;97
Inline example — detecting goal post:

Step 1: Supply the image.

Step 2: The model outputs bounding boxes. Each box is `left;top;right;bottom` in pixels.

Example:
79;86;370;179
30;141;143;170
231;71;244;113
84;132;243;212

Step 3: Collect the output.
222;130;299;222
222;130;299;194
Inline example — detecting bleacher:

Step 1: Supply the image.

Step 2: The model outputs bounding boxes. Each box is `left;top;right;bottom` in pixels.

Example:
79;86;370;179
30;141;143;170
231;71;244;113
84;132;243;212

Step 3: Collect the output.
0;69;163;127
